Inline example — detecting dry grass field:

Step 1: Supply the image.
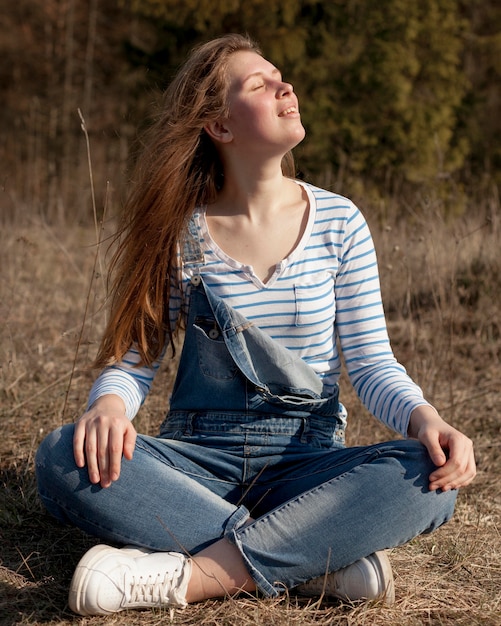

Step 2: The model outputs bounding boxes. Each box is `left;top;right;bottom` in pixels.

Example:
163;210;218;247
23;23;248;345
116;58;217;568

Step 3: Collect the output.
1;193;500;625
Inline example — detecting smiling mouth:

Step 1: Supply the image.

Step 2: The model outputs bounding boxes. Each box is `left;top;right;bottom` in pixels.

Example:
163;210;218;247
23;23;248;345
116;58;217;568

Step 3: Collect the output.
278;106;298;117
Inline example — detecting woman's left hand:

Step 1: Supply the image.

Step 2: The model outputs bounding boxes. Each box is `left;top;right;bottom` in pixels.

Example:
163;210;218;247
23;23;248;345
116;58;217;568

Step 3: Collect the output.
408;405;476;492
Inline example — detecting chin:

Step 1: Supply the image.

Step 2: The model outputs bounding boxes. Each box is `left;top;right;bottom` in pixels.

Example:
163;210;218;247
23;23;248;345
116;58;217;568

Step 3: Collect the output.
290;127;306;148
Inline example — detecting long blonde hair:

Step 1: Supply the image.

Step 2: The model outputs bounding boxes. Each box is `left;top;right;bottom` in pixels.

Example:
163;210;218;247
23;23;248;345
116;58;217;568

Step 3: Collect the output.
95;34;296;368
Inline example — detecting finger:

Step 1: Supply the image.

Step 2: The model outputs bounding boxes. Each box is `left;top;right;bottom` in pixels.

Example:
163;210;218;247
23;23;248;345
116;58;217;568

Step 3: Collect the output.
73;421;86;468
429;468;458;491
84;428;101;485
107;424;126;483
420;431;448;468
429;450;475;491
123;426;137;462
462;456;477;487
96;425;112;488
429;452;463;489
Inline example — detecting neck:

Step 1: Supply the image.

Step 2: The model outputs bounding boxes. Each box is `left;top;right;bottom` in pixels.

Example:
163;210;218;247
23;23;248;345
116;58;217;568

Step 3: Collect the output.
212;155;293;220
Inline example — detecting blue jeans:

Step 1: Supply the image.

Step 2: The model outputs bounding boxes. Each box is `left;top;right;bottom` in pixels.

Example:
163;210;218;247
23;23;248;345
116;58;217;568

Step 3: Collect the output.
36;277;457;597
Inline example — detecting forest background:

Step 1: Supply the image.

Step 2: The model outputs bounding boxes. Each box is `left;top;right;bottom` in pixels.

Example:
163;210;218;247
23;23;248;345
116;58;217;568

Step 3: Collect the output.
1;0;500;223
1;1;501;625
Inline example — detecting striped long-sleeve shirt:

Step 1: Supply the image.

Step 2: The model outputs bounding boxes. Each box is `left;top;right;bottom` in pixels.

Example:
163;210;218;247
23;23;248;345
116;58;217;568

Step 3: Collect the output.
88;182;430;437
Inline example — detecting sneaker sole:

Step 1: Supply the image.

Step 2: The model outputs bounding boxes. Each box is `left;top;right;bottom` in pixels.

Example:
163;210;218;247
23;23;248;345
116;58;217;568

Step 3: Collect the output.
68;544;121;616
367;551;395;604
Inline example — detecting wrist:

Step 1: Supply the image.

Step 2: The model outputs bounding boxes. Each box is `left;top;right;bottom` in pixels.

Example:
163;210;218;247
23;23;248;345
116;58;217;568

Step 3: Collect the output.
88;394;127;415
407;404;442;439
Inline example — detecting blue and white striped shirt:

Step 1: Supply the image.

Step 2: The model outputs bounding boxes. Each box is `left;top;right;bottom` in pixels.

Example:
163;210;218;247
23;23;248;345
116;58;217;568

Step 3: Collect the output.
88;182;429;436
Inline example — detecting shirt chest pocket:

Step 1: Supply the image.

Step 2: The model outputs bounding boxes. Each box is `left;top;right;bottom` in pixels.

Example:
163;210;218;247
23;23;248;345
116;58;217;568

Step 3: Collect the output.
294;279;336;328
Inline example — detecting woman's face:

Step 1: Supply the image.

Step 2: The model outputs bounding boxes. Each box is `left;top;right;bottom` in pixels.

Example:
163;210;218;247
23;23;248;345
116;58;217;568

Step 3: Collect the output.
222;50;305;156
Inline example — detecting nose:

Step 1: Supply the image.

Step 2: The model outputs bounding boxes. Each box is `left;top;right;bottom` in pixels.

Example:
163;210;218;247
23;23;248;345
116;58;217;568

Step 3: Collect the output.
277;81;293;97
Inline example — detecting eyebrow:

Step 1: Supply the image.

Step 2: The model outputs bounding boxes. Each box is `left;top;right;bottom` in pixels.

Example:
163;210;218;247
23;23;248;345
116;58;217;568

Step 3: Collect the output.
242;67;282;84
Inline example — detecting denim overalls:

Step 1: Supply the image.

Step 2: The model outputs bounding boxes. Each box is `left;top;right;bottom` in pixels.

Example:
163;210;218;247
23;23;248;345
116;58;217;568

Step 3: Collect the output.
165;272;345;440
167;216;343;423
35;221;458;597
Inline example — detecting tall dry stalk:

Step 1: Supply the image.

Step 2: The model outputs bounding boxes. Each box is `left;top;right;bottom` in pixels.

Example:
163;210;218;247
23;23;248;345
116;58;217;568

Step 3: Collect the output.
60;110;107;420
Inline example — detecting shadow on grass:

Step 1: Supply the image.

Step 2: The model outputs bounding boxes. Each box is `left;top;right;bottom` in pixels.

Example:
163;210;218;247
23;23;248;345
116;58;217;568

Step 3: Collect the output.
0;464;96;625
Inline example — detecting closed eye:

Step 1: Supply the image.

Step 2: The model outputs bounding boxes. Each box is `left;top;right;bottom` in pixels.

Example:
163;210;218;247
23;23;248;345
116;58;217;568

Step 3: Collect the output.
243;67;283;91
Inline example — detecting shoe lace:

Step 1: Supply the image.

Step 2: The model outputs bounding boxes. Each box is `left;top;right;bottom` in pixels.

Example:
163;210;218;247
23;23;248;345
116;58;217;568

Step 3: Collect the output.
127;568;179;605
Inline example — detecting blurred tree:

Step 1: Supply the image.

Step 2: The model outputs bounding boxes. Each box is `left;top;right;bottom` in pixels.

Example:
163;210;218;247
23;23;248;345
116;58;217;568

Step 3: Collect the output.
0;0;144;221
126;0;469;198
290;0;468;196
458;0;501;186
0;0;499;221
123;0;309;83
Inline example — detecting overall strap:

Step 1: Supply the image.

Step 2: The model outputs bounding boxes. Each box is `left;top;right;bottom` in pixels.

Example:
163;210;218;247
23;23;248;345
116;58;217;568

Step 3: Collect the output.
181;216;205;268
199;276;326;401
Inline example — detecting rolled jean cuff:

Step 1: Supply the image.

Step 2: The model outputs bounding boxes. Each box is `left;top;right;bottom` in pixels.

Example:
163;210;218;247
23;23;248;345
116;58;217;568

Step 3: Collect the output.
227;522;280;598
221;504;251;537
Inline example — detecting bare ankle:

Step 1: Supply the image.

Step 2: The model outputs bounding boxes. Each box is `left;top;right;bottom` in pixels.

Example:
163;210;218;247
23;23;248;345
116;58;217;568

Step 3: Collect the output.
185;539;256;602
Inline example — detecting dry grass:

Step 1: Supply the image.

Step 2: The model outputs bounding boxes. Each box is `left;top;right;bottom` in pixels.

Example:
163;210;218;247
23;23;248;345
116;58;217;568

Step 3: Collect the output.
1;201;500;625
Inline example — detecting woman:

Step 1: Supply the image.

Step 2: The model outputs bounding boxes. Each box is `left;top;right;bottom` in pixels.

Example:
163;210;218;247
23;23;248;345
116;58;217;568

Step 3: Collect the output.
36;34;476;616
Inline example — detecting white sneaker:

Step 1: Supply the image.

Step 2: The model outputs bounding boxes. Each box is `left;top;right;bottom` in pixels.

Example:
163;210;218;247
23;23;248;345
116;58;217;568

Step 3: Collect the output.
295;551;395;604
68;544;192;616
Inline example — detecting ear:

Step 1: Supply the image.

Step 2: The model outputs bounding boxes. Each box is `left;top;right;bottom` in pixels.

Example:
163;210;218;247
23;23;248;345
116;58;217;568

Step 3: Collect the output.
204;119;233;144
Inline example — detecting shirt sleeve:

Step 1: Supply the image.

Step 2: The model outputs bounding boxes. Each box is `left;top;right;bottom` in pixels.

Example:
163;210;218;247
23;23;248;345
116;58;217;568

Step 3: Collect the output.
87;345;163;420
335;204;431;436
86;255;184;420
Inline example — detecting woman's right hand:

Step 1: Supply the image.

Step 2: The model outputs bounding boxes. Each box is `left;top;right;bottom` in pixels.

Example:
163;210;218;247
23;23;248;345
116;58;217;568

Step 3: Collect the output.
73;394;137;488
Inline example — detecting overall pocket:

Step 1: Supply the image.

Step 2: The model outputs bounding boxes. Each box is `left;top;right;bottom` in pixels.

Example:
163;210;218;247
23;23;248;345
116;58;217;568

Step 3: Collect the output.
194;316;238;380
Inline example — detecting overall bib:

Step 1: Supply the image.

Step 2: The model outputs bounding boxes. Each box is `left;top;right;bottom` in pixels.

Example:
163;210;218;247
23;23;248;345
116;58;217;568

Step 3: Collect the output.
165;273;345;437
